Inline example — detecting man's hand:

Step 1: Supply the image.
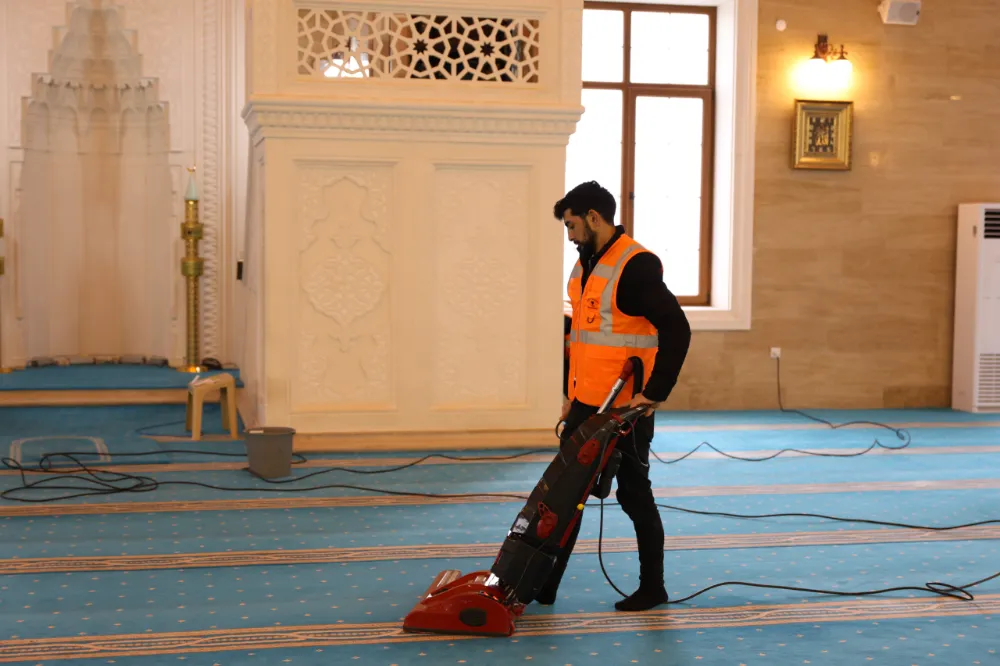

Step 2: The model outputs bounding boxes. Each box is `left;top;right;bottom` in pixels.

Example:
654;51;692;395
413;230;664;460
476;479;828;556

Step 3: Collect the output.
627;393;660;417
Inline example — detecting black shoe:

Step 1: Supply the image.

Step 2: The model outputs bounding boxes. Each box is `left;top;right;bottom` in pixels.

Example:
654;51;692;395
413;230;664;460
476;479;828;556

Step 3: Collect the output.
534;587;558;605
614;584;668;611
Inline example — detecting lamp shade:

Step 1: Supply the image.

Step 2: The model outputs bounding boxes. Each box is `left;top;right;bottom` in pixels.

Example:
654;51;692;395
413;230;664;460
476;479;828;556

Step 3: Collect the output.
828;57;853;89
793;55;852;98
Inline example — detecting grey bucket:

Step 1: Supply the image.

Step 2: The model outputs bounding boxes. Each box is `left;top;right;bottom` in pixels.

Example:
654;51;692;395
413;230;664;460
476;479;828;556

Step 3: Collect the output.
245;426;296;479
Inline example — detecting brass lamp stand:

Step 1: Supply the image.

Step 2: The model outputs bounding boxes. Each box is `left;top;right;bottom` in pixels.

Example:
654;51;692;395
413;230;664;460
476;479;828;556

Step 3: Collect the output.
178;167;206;373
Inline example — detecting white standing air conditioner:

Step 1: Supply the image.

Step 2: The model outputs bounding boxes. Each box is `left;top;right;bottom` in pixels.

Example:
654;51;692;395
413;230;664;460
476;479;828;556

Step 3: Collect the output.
879;0;921;25
952;204;1000;412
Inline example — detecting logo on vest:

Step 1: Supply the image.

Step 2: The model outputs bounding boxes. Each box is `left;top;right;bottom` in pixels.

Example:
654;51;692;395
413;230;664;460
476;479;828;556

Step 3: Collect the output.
585;297;599;311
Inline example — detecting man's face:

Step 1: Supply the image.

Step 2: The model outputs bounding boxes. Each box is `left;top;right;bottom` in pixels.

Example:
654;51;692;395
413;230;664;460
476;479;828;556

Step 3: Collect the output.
564;212;596;250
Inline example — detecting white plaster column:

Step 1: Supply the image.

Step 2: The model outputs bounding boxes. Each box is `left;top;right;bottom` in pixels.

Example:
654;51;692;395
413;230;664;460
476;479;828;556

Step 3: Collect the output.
240;0;583;436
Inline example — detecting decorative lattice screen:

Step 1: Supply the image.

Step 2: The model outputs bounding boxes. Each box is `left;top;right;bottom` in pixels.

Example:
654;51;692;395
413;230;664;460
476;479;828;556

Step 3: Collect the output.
296;9;541;83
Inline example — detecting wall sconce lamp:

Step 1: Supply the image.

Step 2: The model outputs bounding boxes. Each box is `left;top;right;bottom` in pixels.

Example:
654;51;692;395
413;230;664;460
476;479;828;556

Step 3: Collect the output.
795;33;852;96
812;34;848;63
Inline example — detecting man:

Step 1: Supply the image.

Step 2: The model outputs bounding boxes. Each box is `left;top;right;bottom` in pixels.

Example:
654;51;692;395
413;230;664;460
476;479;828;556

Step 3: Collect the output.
540;180;692;612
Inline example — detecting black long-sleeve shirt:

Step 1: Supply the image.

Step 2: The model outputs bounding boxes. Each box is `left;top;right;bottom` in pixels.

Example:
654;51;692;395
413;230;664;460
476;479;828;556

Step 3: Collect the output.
564;226;692;403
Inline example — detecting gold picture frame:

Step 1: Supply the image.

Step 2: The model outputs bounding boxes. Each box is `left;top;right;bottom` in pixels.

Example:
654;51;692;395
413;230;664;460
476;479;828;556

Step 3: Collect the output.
792;100;853;170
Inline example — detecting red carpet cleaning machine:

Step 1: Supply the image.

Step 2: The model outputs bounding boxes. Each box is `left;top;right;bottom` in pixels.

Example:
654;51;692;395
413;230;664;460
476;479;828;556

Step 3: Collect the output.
402;358;646;637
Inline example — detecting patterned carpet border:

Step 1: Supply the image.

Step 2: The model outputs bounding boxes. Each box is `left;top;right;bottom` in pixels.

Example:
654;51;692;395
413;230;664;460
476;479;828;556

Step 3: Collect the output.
3;478;1000;517
2;526;999;575
2;595;997;662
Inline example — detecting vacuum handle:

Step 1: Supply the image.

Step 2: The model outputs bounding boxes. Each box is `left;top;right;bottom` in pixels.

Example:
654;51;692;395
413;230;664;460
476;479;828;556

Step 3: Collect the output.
596;358;638;414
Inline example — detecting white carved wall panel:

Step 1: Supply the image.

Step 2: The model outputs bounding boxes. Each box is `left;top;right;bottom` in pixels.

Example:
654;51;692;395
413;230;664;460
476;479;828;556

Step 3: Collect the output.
431;165;530;409
245;140;568;433
295;9;541;82
0;0;229;366
293;162;396;413
247;0;580;107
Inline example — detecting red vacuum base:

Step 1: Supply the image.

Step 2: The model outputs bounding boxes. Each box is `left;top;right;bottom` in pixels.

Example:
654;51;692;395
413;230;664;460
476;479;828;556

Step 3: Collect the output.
402;569;524;637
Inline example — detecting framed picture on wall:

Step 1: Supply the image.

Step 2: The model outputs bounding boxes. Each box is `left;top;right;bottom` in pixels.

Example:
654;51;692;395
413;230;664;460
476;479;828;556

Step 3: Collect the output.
792;100;854;170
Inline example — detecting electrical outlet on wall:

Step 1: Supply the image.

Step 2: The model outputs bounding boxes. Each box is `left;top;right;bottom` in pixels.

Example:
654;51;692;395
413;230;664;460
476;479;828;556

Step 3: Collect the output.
770;347;782;359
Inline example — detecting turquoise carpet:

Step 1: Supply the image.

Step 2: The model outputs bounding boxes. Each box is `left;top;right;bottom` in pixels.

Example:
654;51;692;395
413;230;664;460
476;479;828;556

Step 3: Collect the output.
0;406;997;664
0;404;246;467
0;364;242;390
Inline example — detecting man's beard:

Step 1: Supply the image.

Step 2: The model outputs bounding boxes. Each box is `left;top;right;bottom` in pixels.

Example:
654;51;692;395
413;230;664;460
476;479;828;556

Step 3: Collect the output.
575;227;596;253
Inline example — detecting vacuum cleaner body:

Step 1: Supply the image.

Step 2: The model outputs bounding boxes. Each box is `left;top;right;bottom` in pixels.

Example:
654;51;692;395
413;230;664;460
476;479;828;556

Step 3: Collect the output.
402;359;646;637
489;410;629;603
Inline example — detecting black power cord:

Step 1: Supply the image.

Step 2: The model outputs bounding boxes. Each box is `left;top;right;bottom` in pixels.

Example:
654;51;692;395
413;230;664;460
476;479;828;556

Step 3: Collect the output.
0;358;913;501
595;495;997;604
2;421;557;502
1;358;997;603
650;357;912;466
0;450;542;503
589;357;998;604
595;491;1000;603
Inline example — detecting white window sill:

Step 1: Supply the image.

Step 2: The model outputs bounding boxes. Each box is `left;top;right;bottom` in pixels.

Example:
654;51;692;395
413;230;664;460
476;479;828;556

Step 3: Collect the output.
684;303;752;331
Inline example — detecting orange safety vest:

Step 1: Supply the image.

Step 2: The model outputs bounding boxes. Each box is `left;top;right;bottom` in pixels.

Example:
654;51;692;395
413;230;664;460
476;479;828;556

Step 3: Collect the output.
566;234;659;408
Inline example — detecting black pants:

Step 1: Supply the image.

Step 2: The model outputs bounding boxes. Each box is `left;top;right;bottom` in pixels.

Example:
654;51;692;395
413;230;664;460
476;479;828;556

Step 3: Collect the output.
538;399;665;597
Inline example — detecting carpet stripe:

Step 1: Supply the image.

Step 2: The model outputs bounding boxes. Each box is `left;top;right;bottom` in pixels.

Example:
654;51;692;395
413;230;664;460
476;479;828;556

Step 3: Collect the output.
3;444;998;477
2;595;997;662
2;478;1000;517
2;526;999;575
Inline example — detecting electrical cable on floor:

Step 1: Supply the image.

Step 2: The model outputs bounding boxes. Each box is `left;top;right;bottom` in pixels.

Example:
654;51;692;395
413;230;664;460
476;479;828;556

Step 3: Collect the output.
666;569;999;603
2;419;560;501
596;496;996;604
1;358;997;603
592;457;1000;603
2;356;913;497
652;501;1000;531
0;452;535;503
649;357;911;465
0;444;565;502
589;357;997;604
1;358;913;500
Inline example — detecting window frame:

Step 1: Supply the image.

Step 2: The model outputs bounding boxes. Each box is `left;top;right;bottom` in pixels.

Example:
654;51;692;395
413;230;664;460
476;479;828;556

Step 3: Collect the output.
582;1;717;306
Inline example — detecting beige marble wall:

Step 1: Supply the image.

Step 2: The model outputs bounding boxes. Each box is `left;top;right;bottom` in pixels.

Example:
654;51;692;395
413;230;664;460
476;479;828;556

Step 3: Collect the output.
668;0;1000;411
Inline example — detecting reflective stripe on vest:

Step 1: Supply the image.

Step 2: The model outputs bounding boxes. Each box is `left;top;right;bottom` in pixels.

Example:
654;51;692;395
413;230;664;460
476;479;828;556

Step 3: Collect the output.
573;244;646;336
598;244;641;335
568;329;658;349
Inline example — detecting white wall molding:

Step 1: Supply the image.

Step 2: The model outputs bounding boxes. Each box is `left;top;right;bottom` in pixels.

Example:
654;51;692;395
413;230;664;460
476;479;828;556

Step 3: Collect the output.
197;0;223;360
223;0;249;373
243;99;583;145
690;0;757;331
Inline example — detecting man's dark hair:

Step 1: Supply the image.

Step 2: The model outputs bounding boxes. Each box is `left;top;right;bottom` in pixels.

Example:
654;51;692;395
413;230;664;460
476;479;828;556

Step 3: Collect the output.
553;181;616;225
